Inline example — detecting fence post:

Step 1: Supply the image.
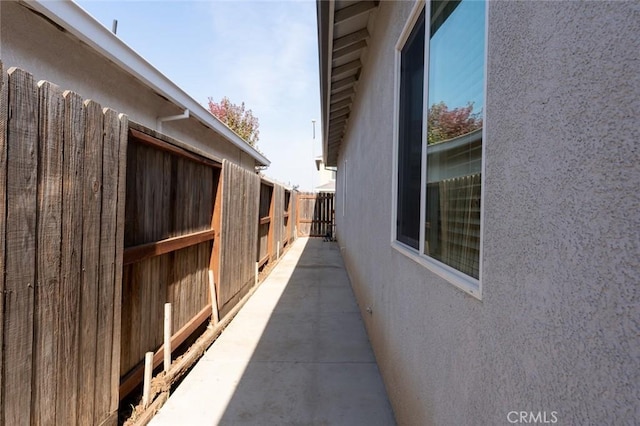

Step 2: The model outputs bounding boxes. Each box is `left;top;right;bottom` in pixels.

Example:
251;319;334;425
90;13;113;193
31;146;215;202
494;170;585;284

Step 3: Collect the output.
164;303;172;372
208;269;219;324
142;352;153;408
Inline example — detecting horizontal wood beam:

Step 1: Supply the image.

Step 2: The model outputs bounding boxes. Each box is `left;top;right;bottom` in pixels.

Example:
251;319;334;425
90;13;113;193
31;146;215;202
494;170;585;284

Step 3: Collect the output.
123;229;215;265
329;124;345;133
331;76;357;93
330;107;350;119
119;303;212;400
330;98;352;112
129;129;221;169
332;59;361;77
334;1;377;24
328;132;344;142
259;216;271;225
258;254;269;267
329;127;344;140
330;87;355;101
331;108;350;120
330;115;348;125
333;40;368;62
333;28;369;51
299;219;334;224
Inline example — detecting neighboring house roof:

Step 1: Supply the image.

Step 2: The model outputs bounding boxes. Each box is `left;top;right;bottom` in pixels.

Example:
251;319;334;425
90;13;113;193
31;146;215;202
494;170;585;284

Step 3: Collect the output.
24;0;270;167
315;181;336;192
317;1;380;166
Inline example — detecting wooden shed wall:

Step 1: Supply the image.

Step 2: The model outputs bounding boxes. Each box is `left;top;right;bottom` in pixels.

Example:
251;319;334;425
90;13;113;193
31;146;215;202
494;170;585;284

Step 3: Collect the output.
218;160;260;317
0;64;127;425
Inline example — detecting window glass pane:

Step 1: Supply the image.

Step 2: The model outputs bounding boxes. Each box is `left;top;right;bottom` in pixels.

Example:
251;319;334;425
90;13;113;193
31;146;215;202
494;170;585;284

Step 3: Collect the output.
425;0;485;278
397;9;425;249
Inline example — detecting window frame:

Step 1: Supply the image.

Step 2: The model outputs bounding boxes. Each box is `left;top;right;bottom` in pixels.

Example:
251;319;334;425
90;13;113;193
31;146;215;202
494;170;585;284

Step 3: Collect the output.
390;0;487;299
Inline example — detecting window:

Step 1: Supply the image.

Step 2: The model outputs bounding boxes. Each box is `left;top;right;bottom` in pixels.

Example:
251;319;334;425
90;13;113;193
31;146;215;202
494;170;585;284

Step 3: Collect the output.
394;0;486;293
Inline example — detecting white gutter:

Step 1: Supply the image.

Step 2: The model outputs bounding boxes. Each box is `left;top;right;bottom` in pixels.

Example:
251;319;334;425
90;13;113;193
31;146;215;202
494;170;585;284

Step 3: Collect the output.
24;0;270;167
323;1;336;165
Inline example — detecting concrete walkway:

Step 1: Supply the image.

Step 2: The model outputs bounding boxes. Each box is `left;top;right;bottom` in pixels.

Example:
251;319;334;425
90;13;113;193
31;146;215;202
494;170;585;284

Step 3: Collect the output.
150;237;395;426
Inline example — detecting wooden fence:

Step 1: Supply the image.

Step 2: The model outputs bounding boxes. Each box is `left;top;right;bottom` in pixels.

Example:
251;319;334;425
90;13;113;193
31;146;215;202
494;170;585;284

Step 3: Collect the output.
257;181;274;268
0;64;127;425
0;61;300;423
118;125;220;398
297;192;335;237
217;160;260;318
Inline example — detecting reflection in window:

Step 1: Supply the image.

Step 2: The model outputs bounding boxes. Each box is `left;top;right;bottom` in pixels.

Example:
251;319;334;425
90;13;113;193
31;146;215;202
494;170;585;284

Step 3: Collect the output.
425;0;485;278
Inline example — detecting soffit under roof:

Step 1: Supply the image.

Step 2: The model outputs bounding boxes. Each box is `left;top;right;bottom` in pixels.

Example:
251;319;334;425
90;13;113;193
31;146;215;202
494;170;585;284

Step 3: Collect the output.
318;0;379;167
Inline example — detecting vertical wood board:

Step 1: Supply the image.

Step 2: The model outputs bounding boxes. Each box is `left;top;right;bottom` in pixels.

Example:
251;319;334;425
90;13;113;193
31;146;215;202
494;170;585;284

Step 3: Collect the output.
3;67;38;426
32;80;64;426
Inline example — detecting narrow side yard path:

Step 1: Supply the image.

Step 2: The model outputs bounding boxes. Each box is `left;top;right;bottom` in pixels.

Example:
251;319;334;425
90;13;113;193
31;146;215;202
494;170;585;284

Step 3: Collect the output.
150;237;396;426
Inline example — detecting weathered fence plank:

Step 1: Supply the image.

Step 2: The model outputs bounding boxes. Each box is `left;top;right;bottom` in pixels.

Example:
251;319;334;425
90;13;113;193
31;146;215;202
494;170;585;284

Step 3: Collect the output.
78;99;105;426
94;108;120;424
0;61;6;422
32;80;64;426
3;67;38;426
110;113;128;414
56;90;85;426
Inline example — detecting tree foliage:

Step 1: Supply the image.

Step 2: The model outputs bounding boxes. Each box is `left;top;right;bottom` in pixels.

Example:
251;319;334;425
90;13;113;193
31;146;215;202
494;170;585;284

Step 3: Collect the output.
208;96;260;146
427;102;483;145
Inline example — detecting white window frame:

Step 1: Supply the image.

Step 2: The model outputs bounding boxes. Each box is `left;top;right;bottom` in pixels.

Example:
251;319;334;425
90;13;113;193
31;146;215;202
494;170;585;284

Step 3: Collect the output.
390;0;488;300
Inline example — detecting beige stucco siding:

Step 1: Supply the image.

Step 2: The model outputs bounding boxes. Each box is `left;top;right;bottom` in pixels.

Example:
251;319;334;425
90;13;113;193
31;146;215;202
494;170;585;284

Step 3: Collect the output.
335;1;639;425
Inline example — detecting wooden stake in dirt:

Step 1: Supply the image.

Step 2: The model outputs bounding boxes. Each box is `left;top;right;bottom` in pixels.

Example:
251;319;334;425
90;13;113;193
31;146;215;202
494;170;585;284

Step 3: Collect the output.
208;270;219;324
277;241;280;259
164;303;172;372
142;352;153;408
255;262;259;287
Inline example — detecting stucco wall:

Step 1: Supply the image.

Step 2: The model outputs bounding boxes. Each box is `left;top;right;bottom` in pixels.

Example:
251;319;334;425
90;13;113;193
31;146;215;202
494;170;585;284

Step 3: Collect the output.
0;1;256;171
336;1;639;424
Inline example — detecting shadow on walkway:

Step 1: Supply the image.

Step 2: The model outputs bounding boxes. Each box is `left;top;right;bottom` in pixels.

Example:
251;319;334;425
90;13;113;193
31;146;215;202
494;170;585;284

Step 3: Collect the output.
151;237;395;426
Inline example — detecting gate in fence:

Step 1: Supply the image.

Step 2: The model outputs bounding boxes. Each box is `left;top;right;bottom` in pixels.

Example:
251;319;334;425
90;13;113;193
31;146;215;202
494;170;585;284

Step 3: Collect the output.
296;192;335;238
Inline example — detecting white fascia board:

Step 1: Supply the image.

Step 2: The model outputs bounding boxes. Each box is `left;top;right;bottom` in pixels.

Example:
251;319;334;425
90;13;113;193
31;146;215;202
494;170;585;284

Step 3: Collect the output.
26;0;270;167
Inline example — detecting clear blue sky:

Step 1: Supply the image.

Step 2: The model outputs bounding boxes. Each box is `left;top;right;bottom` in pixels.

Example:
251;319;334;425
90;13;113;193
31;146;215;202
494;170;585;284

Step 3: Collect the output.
428;0;485;114
76;0;322;191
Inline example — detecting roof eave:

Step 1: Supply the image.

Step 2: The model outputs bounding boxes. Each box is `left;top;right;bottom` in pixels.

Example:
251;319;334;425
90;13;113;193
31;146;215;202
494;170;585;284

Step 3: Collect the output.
25;0;270;167
317;0;333;166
